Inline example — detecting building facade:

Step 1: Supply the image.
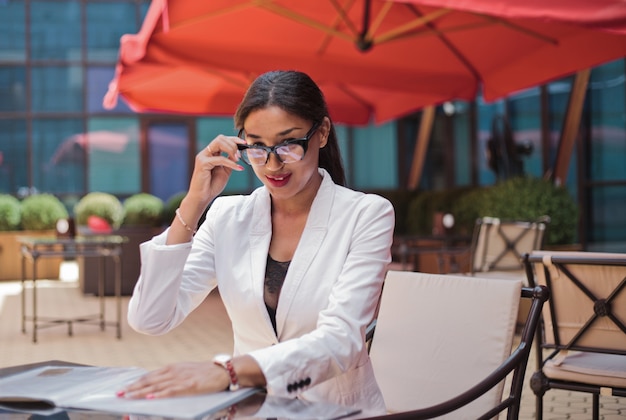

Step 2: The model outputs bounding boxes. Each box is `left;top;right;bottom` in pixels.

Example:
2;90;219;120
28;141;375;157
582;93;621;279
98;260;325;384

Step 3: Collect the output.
1;0;625;251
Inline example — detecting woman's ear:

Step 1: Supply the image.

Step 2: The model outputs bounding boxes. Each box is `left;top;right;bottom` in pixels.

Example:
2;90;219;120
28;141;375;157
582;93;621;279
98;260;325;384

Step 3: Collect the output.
319;116;331;148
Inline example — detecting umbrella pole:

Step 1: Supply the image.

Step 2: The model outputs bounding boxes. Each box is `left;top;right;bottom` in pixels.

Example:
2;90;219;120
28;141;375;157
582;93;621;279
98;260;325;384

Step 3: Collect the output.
552;69;591;185
408;105;435;190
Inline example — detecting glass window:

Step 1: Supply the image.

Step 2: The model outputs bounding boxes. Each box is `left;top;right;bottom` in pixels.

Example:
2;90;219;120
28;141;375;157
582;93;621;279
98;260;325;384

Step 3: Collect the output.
0;0;26;62
86;1;141;62
88;117;140;194
589;185;626;246
547;77;572;171
148;122;189;202
87;65;132;113
334;124;351;182
430;111;453;190
475;96;505;186
0;65;27;112
31;66;83;112
451;101;472;186
508;87;543;178
32;118;84;194
588;59;626;182
0;119;28;194
196;117;257;193
351;122;397;190
30;0;82;61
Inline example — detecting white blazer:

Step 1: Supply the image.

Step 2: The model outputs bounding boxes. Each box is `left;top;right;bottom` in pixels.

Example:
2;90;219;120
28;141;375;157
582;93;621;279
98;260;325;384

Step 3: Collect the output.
128;169;394;415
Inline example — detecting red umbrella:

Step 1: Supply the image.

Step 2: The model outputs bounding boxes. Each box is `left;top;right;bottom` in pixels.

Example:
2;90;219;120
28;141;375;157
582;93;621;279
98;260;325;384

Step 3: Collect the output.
104;0;626;125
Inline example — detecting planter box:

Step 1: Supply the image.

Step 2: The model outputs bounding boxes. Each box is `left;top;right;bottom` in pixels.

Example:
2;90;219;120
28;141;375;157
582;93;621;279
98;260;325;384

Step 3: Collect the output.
78;226;164;296
0;231;63;281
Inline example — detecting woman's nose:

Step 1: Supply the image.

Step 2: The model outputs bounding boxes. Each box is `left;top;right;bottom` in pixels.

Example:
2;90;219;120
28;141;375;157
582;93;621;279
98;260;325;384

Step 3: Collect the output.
265;152;284;170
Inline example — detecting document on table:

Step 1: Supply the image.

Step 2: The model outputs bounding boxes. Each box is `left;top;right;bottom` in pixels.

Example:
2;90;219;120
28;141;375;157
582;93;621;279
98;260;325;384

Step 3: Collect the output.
0;365;258;419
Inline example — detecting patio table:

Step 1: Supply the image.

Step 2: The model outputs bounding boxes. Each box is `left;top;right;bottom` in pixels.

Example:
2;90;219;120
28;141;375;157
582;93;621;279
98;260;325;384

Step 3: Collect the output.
18;235;127;343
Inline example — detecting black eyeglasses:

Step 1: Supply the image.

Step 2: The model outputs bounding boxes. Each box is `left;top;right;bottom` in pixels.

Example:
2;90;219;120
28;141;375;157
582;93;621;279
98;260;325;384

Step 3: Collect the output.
237;122;321;166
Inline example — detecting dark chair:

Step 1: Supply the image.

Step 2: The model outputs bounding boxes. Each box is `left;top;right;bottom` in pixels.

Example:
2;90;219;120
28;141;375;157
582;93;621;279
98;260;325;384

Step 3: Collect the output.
524;251;626;420
366;270;548;419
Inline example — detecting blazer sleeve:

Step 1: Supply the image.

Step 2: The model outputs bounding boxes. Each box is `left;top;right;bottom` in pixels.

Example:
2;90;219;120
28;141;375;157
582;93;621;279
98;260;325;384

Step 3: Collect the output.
248;194;394;396
126;200;222;335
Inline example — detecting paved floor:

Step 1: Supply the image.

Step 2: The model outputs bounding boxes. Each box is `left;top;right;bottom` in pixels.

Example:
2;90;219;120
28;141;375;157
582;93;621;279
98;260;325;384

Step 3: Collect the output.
0;266;624;419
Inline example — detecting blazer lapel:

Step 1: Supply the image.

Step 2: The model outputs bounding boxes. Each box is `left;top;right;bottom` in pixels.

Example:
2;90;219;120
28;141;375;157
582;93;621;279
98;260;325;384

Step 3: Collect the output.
275;170;334;337
249;188;275;336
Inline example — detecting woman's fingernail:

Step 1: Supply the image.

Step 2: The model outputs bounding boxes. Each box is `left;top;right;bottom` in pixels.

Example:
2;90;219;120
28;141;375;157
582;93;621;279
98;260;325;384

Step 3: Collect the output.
116;390;125;397
146;394;155;399
236;165;244;171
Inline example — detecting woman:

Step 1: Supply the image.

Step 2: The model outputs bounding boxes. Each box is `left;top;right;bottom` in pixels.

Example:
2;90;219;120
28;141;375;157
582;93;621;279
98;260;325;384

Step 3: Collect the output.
120;70;394;415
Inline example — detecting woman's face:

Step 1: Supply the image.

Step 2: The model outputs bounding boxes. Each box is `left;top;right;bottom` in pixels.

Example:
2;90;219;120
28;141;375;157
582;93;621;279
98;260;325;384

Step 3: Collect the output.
241;106;328;202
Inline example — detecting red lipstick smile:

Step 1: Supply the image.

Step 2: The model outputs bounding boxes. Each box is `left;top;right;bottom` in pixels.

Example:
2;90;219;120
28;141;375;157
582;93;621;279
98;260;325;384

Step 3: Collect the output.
266;173;291;187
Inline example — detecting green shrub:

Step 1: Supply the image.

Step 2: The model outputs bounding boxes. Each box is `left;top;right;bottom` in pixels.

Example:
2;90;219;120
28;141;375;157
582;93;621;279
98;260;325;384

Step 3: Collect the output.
478;176;578;245
0;194;21;231
366;189;421;235
163;191;186;226
406;186;478;235
122;193;164;227
74;192;124;229
20;194;69;230
450;187;490;235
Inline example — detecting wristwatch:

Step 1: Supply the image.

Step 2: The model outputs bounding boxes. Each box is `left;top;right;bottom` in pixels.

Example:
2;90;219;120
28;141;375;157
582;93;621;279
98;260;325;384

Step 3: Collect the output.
212;354;240;391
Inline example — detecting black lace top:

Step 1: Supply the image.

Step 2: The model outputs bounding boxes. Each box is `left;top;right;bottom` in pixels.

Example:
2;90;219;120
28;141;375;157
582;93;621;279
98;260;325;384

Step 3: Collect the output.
264;254;290;334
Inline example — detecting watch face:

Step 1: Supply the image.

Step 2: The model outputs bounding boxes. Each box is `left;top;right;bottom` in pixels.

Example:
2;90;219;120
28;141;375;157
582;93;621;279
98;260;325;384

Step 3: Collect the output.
56;218;69;234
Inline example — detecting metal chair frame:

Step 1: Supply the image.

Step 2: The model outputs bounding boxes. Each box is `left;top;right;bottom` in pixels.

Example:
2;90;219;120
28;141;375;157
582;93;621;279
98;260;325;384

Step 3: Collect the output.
523;252;626;420
470;216;549;275
366;285;549;420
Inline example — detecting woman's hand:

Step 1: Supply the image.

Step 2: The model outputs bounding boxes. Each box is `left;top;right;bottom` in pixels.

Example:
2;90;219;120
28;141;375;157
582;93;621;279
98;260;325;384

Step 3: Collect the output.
167;135;245;244
117;361;231;399
188;135;245;208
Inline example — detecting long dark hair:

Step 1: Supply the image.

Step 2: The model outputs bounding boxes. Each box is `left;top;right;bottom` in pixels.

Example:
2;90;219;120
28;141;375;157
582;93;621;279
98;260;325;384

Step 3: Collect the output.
234;70;346;186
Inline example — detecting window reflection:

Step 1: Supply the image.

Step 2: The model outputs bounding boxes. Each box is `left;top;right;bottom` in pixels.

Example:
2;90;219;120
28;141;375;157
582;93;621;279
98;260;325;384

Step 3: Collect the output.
30;0;81;61
33;118;84;194
31;66;83;112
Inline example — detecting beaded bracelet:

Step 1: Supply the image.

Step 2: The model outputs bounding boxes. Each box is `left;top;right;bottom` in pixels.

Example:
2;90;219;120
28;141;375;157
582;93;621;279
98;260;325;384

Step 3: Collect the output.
175;208;197;234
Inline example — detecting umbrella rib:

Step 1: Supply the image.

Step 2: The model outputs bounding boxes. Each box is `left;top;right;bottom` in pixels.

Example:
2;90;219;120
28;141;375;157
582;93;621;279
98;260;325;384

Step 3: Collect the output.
372;8;450;45
200;68;254;89
260;2;354;43
317;0;360;54
479;14;559;45
169;2;255;30
328;0;360;36
403;5;482;82
367;1;393;39
336;84;375;116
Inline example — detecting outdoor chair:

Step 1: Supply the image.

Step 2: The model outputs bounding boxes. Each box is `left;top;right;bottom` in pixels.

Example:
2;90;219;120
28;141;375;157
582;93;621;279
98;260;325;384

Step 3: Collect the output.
470;216;550;281
366;270;548;419
523;250;626;420
467;216;550;328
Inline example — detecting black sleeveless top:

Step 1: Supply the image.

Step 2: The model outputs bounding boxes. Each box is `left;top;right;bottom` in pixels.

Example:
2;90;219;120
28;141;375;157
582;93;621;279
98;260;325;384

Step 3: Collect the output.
264;254;290;334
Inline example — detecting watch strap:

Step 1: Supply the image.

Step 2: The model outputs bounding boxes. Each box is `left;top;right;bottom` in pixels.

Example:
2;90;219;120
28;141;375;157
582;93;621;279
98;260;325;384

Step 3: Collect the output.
213;355;240;391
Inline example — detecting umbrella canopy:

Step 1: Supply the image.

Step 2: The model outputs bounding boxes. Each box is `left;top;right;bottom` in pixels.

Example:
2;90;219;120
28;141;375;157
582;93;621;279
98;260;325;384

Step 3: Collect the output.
104;0;626;125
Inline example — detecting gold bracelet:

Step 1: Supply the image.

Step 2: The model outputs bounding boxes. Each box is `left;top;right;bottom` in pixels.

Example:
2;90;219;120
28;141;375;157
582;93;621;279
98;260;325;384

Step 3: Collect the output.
175;208;197;234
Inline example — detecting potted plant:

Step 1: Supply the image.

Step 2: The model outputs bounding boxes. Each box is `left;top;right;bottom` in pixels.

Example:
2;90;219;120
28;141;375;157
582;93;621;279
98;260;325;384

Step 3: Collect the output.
0;193;68;281
111;193;166;295
122;193;164;227
0;194;21;231
476;176;578;247
74;192;124;295
21;193;69;231
74;192;124;234
162;191;186;228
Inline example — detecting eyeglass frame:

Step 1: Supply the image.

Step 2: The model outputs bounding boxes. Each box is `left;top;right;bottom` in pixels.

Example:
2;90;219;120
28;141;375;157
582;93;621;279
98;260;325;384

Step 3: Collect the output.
236;121;321;166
